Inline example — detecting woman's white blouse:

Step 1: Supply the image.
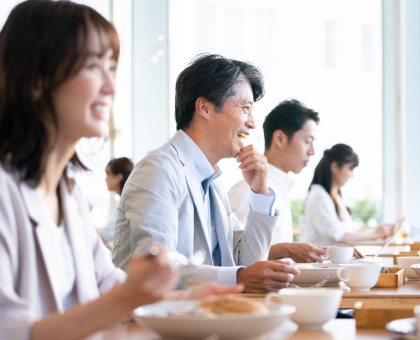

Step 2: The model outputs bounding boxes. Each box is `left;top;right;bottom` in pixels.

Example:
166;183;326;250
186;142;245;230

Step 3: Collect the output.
0;166;126;340
300;184;360;246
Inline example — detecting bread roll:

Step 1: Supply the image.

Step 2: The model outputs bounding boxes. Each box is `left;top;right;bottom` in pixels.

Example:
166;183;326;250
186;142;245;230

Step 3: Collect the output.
199;295;269;315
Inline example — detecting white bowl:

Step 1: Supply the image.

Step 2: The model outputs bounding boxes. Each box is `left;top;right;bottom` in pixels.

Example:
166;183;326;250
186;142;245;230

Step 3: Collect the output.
338;263;381;290
269;289;343;330
397;257;420;280
291;263;342;286
411;264;420;278
132;300;295;340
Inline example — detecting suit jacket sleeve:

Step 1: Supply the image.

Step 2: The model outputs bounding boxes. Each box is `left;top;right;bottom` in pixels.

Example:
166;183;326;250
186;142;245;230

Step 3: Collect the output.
213;180;279;267
112;151;225;287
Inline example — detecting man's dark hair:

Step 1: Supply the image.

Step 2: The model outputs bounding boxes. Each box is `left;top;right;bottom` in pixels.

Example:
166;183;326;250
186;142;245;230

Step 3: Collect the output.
175;54;265;130
263;99;320;150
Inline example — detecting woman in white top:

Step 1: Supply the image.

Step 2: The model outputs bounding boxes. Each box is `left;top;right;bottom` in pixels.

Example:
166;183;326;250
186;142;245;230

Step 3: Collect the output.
97;157;134;242
301;144;394;246
0;2;240;339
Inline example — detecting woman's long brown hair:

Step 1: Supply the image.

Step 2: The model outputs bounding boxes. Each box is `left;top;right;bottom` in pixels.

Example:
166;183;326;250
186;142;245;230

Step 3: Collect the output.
0;0;119;189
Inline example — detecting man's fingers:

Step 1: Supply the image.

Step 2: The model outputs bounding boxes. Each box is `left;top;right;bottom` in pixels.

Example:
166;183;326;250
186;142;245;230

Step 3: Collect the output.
269;261;300;275
309;253;324;263
314;246;328;255
238;154;267;169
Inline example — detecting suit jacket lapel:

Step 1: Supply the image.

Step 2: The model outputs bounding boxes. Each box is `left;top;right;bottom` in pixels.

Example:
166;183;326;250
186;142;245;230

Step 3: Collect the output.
209;185;234;266
19;182;62;311
169;132;212;264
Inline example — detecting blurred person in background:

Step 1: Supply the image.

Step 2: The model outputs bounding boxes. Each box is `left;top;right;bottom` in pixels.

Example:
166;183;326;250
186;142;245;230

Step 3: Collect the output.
228;99;328;263
301;144;394;246
0;2;241;339
97;157;134;242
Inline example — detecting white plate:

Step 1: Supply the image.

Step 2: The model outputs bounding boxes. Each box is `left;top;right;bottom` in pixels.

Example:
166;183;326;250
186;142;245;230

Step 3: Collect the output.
386;317;416;334
292;263;342;286
132;300;295;340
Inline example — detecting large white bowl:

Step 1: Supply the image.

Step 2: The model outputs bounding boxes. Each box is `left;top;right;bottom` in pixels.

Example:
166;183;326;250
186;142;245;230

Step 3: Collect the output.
411;264;420;278
291;263;342;286
132;300;295;340
276;289;343;330
397;257;420;280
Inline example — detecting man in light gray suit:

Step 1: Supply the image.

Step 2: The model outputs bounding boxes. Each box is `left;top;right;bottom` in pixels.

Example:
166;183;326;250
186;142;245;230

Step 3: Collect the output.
112;54;299;292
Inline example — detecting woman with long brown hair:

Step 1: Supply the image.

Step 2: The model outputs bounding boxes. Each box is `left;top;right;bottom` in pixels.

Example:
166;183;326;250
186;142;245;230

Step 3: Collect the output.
301;144;394;246
0;1;240;339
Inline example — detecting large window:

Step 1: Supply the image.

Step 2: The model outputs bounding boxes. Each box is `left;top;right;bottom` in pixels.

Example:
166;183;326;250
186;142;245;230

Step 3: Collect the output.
169;0;383;223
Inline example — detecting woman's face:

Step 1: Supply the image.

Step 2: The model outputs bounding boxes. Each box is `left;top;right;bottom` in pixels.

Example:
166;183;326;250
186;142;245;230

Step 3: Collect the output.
105;166;122;192
331;162;354;188
51;30;116;142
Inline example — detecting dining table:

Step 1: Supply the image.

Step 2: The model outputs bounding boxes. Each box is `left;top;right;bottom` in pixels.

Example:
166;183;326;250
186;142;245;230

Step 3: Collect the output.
241;279;420;309
85;319;401;340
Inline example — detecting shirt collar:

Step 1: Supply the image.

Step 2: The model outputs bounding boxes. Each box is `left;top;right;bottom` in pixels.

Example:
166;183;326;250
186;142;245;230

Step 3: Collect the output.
267;163;294;193
179;130;222;194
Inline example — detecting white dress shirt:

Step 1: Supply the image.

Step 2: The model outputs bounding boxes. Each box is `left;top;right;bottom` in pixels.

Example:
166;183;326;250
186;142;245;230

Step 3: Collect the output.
179;130;276;284
301;184;360;246
228;163;294;244
97;199;119;242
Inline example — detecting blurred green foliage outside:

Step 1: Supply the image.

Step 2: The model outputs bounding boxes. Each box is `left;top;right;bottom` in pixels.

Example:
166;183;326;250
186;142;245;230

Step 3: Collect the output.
290;197;381;228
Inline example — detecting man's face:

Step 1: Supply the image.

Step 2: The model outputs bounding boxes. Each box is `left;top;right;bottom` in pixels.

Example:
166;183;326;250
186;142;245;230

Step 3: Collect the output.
282;119;317;174
211;81;255;159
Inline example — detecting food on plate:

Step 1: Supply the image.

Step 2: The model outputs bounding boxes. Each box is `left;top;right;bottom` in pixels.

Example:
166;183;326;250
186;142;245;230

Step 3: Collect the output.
165;296;270;318
294;264;315;269
199;295;269;315
322;266;330;268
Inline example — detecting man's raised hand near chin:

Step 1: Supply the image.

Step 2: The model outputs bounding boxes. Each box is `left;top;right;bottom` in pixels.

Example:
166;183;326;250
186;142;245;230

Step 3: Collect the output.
237;145;269;196
236;261;300;293
268;242;328;263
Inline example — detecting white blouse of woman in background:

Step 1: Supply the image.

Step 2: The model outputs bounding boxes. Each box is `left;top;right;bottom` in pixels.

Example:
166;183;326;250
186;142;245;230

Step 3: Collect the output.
301;144;394;246
98;157;134;242
0;2;240;340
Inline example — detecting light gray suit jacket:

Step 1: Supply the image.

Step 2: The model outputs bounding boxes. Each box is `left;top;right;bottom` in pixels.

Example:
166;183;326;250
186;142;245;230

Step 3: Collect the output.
0;167;125;340
112;131;279;288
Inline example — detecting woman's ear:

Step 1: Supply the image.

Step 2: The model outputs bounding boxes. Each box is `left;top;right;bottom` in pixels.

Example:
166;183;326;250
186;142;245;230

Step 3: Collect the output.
117;173;123;183
33;77;44;102
272;130;288;148
330;161;339;174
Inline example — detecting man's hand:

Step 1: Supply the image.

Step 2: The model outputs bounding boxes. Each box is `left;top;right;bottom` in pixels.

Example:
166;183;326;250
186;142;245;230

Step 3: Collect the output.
268;242;328;263
237;261;300;293
236;145;269;196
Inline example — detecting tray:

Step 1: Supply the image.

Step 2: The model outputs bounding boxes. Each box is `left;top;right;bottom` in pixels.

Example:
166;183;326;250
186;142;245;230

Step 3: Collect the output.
354;302;414;328
373;267;405;288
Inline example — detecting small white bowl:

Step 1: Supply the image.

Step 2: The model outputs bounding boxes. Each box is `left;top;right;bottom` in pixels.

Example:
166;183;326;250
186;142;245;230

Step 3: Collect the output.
397;257;420;280
411;264;420;279
267;288;343;330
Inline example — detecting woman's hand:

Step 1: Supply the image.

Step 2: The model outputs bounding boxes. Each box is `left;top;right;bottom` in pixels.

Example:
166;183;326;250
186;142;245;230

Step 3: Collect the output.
115;244;179;310
374;224;395;239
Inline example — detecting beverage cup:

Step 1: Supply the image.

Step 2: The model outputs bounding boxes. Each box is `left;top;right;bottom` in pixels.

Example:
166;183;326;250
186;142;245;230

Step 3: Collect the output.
414;305;420;339
266;289;343;330
338;263;381;290
329;246;354;264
